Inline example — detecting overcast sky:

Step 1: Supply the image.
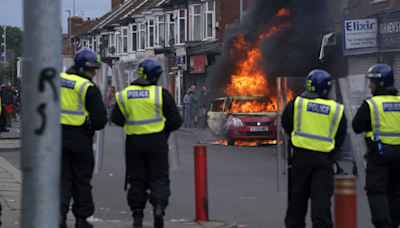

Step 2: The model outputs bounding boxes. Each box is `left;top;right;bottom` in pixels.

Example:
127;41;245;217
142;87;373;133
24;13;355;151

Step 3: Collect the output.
0;0;111;33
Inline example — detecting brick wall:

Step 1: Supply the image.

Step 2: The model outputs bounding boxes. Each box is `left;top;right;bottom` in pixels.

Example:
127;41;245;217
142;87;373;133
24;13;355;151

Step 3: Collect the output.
68;17;98;37
333;0;400;20
217;0;251;40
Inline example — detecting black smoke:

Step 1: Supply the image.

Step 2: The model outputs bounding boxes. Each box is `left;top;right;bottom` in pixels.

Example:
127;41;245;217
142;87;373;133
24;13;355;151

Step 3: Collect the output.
205;0;327;102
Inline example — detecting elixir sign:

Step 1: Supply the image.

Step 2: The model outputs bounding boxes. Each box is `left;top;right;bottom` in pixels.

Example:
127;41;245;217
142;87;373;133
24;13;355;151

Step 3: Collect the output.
342;18;378;50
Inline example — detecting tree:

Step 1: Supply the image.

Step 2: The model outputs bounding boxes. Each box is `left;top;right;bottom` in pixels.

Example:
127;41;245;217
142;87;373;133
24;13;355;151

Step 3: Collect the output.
0;25;23;85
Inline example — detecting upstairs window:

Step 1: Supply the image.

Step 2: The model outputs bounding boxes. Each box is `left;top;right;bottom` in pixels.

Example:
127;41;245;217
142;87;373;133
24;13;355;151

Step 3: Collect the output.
189;5;201;41
176;9;187;44
203;0;215;40
122;28;128;53
156;16;165;46
116;32;121;54
131;24;137;51
138;22;146;50
93;37;97;53
147;19;155;48
109;34;115;56
166;13;175;46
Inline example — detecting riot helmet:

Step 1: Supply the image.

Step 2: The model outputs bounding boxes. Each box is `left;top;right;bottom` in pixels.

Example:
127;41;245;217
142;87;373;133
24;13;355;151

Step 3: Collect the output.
72;49;102;77
303;69;333;98
137;59;163;84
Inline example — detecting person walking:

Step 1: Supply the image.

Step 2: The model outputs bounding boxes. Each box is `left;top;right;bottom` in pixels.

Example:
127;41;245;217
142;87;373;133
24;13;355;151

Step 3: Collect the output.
282;70;347;228
112;59;182;228
108;86;116;125
352;64;400;228
59;49;108;228
189;85;199;127
183;88;192;128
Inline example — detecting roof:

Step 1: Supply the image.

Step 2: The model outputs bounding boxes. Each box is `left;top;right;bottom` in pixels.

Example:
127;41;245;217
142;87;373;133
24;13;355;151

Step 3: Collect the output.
105;0;158;27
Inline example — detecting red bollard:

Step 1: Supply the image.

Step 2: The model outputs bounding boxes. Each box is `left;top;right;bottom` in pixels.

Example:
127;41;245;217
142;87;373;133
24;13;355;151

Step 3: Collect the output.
334;175;357;228
194;145;208;221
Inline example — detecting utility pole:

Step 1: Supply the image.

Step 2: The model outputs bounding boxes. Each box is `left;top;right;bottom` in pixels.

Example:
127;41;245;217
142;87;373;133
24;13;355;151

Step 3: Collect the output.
1;24;6;84
66;10;72;58
21;0;61;227
11;48;14;85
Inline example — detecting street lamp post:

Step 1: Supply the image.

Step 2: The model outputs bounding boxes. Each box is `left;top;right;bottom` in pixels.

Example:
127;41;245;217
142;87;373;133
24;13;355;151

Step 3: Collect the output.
65;10;72;58
2;24;6;84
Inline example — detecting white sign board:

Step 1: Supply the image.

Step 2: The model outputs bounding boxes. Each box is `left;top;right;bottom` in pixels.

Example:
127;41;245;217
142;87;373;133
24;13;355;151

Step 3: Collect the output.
342;18;378;50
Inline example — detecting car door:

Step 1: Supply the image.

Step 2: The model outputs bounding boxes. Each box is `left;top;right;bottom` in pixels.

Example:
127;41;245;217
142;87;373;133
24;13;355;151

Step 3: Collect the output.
207;98;226;135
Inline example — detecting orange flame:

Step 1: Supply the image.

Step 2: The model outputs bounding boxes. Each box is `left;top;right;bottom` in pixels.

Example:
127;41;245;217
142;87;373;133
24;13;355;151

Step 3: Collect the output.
224;8;292;114
209;140;277;146
210;139;227;145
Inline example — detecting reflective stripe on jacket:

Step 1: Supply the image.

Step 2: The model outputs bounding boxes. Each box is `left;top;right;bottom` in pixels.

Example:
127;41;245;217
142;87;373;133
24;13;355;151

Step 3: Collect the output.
291;97;344;153
60;73;93;126
116;85;166;135
366;95;400;145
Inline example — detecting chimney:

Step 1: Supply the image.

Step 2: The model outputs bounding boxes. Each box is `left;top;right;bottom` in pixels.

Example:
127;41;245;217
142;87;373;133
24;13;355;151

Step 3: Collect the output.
112;0;124;10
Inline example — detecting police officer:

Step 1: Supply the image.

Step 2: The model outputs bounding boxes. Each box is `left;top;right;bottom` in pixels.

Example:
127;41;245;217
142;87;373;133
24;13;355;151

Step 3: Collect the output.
282;70;347;228
60;49;107;228
112;59;182;228
352;64;400;228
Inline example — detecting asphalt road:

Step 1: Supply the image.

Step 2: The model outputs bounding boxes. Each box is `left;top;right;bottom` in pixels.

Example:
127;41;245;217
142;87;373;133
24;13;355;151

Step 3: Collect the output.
0;125;374;228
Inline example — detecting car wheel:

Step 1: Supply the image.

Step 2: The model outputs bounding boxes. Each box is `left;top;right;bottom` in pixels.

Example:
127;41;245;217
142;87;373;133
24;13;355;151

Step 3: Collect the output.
227;131;234;146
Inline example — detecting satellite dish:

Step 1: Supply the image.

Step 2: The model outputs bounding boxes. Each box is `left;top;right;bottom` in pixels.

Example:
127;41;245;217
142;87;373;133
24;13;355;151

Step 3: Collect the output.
108;46;116;54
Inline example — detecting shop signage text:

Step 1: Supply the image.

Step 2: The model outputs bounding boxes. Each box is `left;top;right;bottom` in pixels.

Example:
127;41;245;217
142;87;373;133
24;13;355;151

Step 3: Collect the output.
342;18;378;50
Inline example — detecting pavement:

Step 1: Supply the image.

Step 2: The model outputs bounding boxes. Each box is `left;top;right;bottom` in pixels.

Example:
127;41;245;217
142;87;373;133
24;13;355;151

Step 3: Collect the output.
0;121;236;228
0;122;375;228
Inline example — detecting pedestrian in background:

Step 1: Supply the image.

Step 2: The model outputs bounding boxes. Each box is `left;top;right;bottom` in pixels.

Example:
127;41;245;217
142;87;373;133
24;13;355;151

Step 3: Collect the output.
183;88;192;128
282;70;347;228
2;83;15;128
112;59;182;228
108;86;116;125
59;49;107;228
189;85;199;127
352;64;400;228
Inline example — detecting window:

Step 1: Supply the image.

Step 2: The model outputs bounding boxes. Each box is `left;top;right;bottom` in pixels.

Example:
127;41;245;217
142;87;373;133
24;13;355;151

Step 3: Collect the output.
122;28;128;53
109;34;115;56
88;37;92;50
176;9;187;44
116;32;121;54
189;5;201;41
156;16;165;46
147;19;155;48
131;25;137;51
82;41;87;49
93;37;97;53
102;35;109;57
166;13;175;46
138;22;146;50
202;0;215;39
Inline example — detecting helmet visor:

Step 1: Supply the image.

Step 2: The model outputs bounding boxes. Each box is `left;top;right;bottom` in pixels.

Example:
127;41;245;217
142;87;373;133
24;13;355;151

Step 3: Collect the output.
85;62;102;69
365;72;382;79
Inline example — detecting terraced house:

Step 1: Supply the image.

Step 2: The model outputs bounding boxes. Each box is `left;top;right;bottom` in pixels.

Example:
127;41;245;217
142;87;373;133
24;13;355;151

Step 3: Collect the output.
64;0;250;107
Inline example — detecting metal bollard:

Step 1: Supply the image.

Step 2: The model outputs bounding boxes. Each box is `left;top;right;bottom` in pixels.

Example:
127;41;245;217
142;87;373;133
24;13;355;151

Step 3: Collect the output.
334;175;357;228
194;145;208;221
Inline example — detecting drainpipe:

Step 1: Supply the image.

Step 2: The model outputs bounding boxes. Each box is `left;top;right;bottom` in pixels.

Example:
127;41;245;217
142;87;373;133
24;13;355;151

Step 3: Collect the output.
342;0;362;18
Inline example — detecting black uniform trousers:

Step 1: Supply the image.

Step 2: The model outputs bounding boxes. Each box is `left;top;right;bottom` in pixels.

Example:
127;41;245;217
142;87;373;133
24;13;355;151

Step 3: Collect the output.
126;132;170;211
60;130;95;219
365;145;400;228
285;149;334;228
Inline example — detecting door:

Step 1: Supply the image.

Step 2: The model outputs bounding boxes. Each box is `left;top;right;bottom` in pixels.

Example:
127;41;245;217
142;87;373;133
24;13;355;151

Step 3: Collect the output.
206;98;226;135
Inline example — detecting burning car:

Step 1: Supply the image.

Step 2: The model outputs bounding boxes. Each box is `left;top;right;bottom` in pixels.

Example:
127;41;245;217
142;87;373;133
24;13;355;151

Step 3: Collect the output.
207;96;277;145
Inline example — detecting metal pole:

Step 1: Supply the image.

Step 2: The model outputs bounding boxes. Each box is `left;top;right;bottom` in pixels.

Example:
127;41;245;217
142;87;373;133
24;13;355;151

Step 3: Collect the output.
11;48;14;85
3;25;5;83
66;10;72;58
240;0;243;20
21;0;61;227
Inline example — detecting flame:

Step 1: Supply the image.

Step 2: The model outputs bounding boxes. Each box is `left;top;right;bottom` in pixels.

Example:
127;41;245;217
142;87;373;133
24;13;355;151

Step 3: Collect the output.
209;140;277;146
275;8;290;17
224;9;292;114
210;139;227;145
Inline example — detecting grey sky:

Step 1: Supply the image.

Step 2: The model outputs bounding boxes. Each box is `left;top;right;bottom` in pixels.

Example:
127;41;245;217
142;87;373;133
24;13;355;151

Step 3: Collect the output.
0;0;112;33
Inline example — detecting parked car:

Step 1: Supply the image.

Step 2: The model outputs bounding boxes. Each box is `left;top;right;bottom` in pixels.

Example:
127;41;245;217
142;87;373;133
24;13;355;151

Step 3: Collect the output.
206;96;278;145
